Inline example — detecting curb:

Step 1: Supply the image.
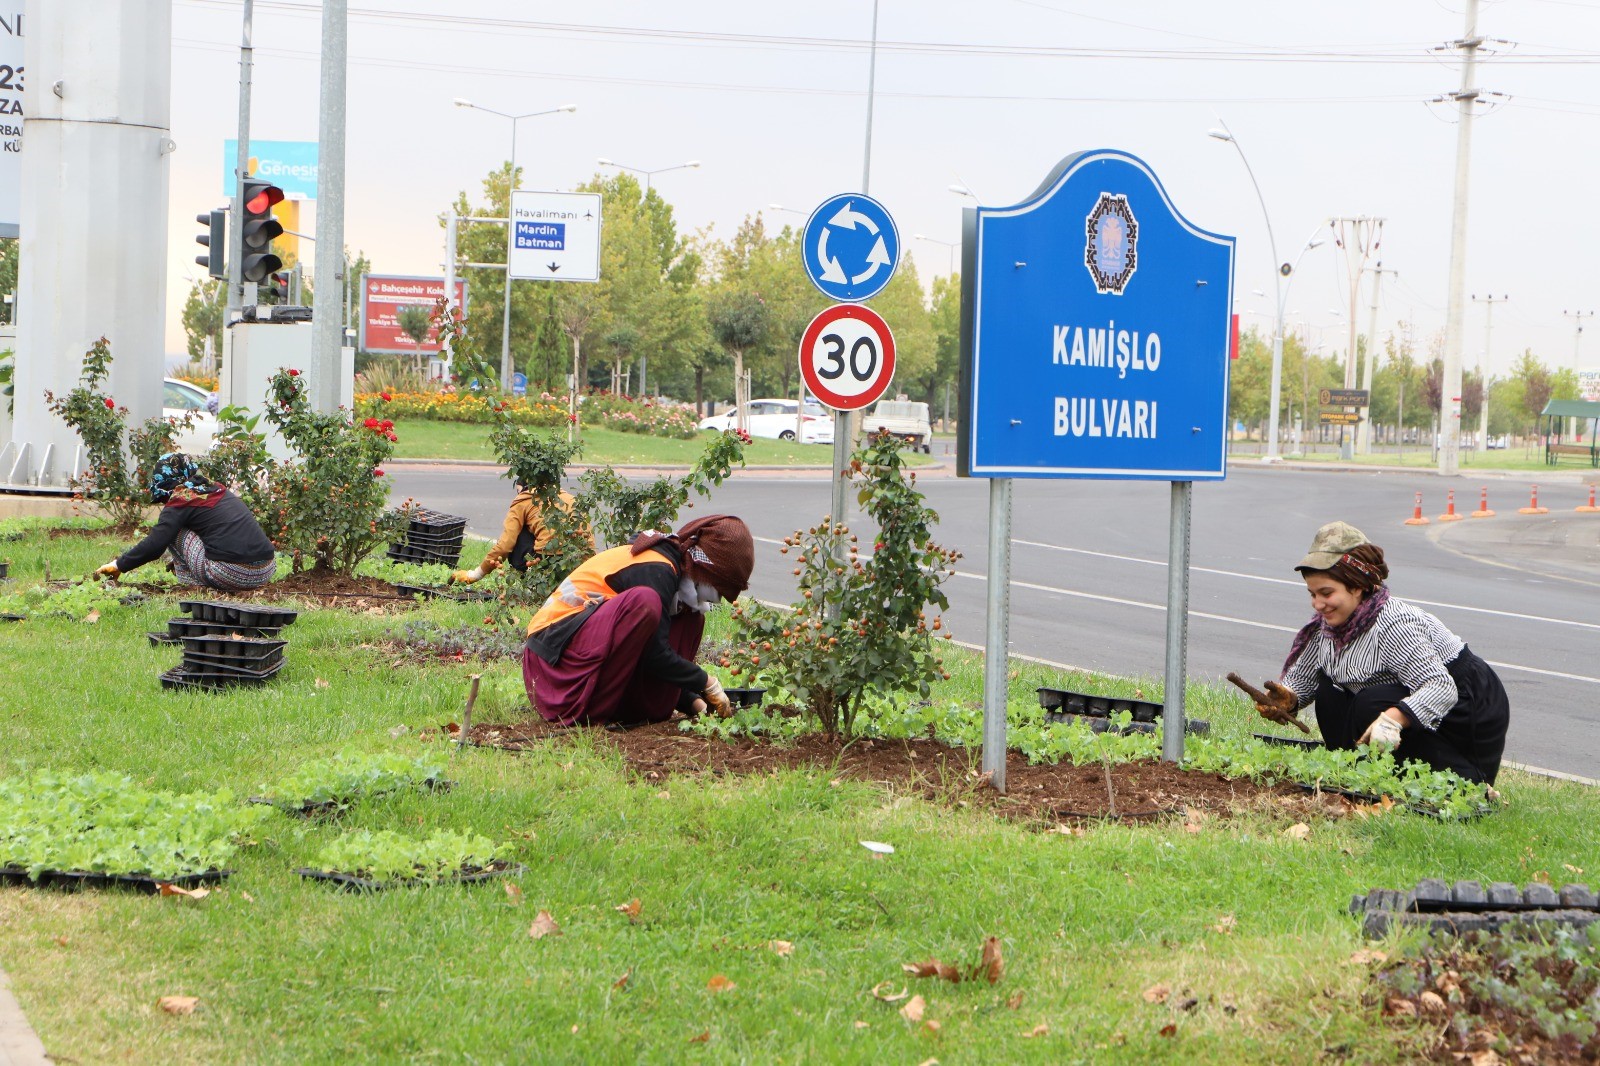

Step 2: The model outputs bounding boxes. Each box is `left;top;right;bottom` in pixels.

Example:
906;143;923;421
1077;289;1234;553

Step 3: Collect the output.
1240;457;1595;483
0;963;49;1066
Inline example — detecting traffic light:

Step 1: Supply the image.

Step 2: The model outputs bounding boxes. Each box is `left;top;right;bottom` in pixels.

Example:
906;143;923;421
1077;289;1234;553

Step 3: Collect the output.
239;178;285;283
268;270;291;304
194;209;227;279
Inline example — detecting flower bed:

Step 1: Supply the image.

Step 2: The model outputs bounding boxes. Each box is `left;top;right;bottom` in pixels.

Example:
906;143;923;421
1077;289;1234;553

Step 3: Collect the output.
354;390;569;427
581;392;700;439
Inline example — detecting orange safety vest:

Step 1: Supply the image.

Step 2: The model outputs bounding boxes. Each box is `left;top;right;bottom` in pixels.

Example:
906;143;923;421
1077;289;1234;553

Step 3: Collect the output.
526;545;676;638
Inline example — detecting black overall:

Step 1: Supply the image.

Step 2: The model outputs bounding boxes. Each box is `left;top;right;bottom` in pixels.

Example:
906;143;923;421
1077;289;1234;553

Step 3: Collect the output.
1313;645;1509;784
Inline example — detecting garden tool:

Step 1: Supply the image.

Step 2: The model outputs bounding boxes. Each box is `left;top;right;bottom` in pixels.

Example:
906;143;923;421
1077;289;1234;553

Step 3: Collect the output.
1226;672;1311;734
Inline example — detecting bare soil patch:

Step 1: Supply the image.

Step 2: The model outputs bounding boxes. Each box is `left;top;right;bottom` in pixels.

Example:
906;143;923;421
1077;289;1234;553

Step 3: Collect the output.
237;570;416;613
466;719;1351;824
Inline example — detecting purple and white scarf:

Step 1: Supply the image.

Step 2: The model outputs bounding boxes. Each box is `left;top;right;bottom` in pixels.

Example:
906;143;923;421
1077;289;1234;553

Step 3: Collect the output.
1282;585;1390;673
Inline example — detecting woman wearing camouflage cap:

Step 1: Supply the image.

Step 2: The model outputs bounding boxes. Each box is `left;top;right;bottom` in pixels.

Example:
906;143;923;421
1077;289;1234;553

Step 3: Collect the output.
1250;520;1509;784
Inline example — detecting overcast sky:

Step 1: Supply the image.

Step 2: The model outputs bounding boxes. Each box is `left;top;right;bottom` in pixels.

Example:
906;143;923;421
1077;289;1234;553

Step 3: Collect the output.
165;0;1600;379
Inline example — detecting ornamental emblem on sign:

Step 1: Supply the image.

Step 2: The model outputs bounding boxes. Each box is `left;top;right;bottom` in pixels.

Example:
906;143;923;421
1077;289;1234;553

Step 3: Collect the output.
1084;193;1139;295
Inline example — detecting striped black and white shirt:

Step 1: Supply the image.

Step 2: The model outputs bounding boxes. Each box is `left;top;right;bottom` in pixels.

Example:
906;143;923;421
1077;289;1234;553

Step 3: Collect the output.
1281;597;1464;730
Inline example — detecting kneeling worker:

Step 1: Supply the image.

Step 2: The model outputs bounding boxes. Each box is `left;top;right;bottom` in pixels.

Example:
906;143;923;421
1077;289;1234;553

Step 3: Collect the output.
522;514;753;727
452;479;589;585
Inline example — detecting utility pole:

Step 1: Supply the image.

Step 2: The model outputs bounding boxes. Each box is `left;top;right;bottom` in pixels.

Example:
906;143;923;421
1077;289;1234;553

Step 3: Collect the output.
1330;216;1383;460
310;0;349;414
1471;294;1507;452
1564;310;1593;440
1358;261;1395;455
1437;0;1485;477
229;0;254;318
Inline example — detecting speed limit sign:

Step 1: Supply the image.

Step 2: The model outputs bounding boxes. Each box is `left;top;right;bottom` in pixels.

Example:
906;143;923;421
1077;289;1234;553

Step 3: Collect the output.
798;304;896;411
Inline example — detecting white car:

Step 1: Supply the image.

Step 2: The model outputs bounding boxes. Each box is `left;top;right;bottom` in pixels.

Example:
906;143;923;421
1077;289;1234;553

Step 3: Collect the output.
698;398;835;445
163;377;219;455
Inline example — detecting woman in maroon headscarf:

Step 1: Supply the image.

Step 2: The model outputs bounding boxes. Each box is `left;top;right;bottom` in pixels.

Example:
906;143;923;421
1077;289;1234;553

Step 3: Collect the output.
522;514;755;727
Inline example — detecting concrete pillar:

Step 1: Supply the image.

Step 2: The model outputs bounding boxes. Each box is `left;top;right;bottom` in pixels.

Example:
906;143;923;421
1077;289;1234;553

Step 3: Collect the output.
7;0;171;486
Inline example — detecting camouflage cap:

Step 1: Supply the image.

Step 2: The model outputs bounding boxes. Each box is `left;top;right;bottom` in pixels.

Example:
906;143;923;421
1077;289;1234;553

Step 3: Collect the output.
1295;521;1369;572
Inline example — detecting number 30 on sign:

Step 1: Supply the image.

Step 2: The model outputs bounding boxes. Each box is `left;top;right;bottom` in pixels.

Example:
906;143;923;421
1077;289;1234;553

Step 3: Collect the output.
798;304;897;411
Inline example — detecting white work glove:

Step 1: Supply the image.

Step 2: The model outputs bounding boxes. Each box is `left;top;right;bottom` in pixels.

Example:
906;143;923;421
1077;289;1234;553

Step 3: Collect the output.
702;675;734;719
1360;713;1404;751
96;561;121;579
452;567;485;585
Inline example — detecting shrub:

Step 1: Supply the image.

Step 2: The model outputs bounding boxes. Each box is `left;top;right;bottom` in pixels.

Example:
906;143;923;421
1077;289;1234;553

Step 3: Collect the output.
582;391;700;439
43;338;187;534
726;433;959;738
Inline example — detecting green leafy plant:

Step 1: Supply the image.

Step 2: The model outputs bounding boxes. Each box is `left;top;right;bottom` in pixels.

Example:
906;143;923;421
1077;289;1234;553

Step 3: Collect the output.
256;751;449;813
0;348;13;416
431;299;500;390
43;338;188;533
232;368;409;574
0;770;268;880
0;577;131;621
353;554;460;588
314;828;508;883
725;433;958;738
386;621;523;662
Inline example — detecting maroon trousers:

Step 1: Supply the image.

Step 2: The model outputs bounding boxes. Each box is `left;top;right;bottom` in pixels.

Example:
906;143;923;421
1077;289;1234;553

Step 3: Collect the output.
523;586;705;726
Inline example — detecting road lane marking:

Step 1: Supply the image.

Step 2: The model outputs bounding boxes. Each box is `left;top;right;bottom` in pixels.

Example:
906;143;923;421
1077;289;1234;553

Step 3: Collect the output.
1010;538;1600;633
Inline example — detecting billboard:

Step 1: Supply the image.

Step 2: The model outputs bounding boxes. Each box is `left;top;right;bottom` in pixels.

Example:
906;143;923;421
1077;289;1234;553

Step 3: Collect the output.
222;140;319;200
360;275;467;356
0;4;24;238
1581;369;1600;403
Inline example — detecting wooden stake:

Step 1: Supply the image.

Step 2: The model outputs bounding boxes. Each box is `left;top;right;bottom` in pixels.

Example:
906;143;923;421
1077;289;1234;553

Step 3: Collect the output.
457;673;481;755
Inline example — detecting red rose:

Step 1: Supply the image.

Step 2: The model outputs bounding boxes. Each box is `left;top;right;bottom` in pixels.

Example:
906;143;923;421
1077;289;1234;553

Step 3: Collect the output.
287;369;300;377
568;414;578;424
364;417;379;429
381;392;392;401
380;419;393;430
373;469;385;478
104;397;115;409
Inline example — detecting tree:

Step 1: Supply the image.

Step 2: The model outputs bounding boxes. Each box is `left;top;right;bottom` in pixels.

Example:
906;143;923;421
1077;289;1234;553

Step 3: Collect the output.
181;279;226;363
396;305;433;375
920;273;962;425
706;289;770;432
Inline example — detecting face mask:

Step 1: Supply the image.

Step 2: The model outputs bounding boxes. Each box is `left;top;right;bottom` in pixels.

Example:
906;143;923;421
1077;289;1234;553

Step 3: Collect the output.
675;576;721;614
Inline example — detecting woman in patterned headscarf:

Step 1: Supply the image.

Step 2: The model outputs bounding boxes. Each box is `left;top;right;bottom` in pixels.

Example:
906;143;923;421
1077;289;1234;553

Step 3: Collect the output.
1251;520;1509;785
522;514;755;727
95;453;277;591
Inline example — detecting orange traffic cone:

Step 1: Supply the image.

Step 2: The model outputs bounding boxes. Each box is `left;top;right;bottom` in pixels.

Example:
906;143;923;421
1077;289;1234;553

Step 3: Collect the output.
1577;484;1600;514
1518;484;1550;515
1470;486;1496;518
1404;491;1430;526
1437;489;1464;522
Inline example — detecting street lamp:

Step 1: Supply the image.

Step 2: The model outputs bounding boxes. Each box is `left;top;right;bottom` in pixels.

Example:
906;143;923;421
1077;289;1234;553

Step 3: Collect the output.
1208;122;1325;461
913;233;957;275
597;157;701;197
767;203;806;216
948;183;978;199
455;98;578;393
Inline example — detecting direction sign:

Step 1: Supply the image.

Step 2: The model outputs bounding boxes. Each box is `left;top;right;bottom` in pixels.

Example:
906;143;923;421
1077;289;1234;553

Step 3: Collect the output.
798;304;896;411
1319;387;1369;408
508;191;601;282
801;193;900;303
958;149;1235;480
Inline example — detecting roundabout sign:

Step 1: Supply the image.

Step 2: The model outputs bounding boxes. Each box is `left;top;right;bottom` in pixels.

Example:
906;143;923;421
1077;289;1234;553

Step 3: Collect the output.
798;304;896;411
801;193;900;303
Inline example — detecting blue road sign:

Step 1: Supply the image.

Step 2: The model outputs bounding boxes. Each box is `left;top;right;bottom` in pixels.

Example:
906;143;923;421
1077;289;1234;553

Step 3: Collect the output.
512;372;528;397
957;149;1235;481
801;193;900;303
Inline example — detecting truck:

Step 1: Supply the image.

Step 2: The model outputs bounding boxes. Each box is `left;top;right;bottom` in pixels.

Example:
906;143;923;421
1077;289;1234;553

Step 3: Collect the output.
864;399;933;453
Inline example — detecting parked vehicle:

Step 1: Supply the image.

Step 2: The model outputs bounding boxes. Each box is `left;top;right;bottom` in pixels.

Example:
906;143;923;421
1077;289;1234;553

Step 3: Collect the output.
698;398;834;445
864;399;932;453
163;377;219;455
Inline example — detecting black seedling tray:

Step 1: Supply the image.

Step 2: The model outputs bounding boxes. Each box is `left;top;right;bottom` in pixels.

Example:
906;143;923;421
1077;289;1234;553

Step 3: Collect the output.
1253;732;1323;749
295;861;525;891
183;648;287;673
179;600;298;628
159;662;283;690
0;560;8;579
1046;710;1210;736
400;528;465;547
249;778;453;817
0;865;231;893
1037;686;1166;723
1351;878;1600;938
402;507;468;534
148;631;183;647
178;635;287;662
2;612;25;622
725;687;766;708
386;545;462;567
166;617;285;640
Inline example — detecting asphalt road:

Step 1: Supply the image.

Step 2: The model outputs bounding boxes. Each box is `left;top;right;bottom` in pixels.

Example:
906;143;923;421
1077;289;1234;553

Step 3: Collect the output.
387;454;1600;780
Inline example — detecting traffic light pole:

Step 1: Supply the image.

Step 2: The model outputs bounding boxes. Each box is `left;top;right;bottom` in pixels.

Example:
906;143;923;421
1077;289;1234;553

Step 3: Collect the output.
229;0;254;316
310;0;348;414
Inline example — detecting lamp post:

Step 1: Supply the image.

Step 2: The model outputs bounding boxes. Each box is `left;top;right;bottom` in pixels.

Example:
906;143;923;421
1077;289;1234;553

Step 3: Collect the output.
454;98;577;393
913;233;956;276
597;157;701;197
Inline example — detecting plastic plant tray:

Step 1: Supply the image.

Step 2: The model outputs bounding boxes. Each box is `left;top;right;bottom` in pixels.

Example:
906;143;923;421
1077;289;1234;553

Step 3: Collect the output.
725;687;766;708
1;612;24;622
178;635;288;661
165;618;285;640
402;507;468;533
159;662;283;690
1253;732;1323;749
183;648;287;672
1046;710;1210;736
178;600;298;628
0;865;231;893
248;778;453;817
391;583;493;603
1036;686;1165;723
400;528;465;546
295;861;525;891
148;631;183;647
385;545;462;567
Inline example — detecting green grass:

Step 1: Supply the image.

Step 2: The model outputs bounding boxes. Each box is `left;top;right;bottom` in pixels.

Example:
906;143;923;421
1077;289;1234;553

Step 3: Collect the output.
391;421;861;467
2;525;1598;1063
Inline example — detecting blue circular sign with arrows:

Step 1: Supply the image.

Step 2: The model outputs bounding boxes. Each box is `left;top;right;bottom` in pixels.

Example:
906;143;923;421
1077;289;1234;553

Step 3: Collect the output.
801;192;900;303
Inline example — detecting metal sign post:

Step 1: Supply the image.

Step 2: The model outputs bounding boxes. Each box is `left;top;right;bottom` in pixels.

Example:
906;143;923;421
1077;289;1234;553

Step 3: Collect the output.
958;149;1236;786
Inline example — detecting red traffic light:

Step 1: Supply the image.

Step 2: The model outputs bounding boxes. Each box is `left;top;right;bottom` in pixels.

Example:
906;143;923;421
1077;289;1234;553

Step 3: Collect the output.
244;183;285;216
